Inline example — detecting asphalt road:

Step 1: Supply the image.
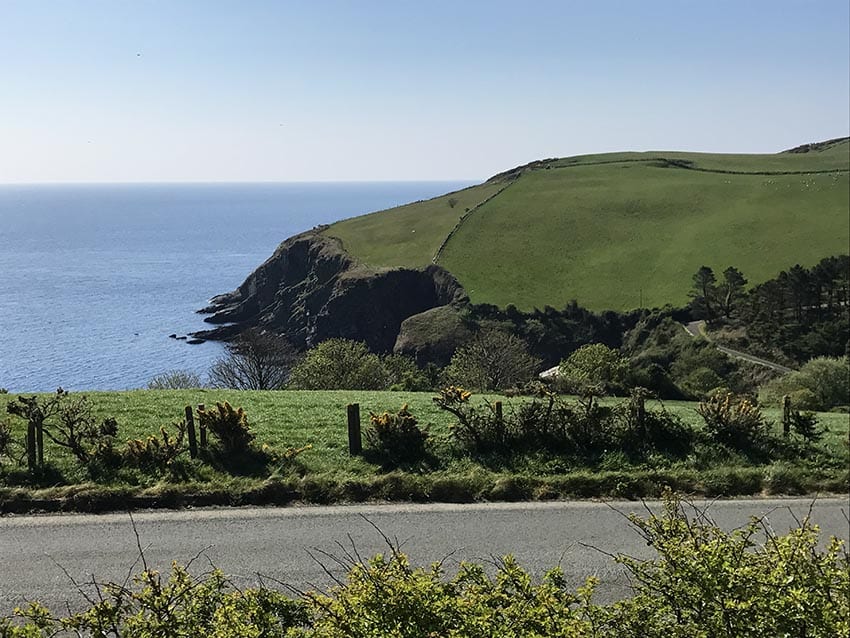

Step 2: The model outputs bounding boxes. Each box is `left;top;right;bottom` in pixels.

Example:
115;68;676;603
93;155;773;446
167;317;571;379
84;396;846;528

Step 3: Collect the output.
1;499;848;613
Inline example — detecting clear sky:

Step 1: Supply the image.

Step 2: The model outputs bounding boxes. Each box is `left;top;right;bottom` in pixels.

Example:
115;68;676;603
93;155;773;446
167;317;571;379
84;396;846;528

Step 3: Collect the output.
2;0;848;183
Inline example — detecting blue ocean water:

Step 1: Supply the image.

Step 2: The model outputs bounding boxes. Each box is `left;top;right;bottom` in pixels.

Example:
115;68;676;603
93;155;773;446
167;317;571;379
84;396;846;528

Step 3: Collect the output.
0;182;472;392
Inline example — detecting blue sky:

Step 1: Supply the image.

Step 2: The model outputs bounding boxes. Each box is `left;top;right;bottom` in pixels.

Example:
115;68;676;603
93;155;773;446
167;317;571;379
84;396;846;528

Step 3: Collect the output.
1;0;848;182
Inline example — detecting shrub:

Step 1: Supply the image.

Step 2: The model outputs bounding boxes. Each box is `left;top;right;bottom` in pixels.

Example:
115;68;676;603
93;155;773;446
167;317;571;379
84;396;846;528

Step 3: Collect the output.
558;343;628;395
789;409;824;441
434;386;696;462
147;369;203;389
6;390;118;465
197;402;254;455
381;354;430;391
365;404;429;466
433;385;512;453
759;356;850;411
209;328;301;390
443;329;540;391
0;419;16;465
615;389;694;458
4;561;308;637
124;423;187;472
679;366;724;398
288;339;390;390
2;495;847;637
696;392;771;451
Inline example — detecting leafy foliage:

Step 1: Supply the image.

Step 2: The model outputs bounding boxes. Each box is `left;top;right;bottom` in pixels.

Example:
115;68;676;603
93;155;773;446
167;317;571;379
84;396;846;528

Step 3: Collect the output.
3;495;846;637
6;390;118;464
288;339;390;390
123;423;187;473
443;329;540;391
557;343;628;395
197;402;254;455
696;392;771;451
365;404;429;467
760;356;850;412
434;386;693;462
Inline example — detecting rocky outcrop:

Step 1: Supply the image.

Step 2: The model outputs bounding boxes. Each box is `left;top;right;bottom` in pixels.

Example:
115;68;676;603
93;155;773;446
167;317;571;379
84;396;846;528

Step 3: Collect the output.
393;305;473;367
194;231;468;353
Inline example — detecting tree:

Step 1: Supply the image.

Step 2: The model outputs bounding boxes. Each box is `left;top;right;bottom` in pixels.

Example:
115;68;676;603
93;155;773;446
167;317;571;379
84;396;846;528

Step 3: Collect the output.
690;266;717;319
288;339;390;390
443;329;540;391
718;266;747;318
558;343;628;395
148;370;203;389
208;329;300;390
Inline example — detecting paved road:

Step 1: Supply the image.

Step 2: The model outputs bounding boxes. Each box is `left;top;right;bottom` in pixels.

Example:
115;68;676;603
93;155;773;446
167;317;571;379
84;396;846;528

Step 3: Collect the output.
1;499;847;613
682;320;793;373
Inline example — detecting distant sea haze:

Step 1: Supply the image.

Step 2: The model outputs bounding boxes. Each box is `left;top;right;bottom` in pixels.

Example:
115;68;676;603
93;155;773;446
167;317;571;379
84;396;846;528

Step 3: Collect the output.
0;182;473;392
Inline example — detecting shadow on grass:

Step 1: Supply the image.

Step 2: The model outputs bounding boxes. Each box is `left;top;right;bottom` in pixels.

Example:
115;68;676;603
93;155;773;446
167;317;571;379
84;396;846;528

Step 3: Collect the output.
1;462;66;487
200;445;274;478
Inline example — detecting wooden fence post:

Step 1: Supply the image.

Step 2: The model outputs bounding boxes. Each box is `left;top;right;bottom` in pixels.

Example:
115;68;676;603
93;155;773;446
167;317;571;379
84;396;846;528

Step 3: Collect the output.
495;401;503;422
26;423;36;471
347;403;362;455
185;405;198;459
197;404;207;448
36;420;44;467
782;394;791;437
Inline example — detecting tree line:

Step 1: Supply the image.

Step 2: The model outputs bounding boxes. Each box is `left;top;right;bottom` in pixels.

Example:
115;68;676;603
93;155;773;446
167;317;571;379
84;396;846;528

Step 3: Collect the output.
690;255;849;363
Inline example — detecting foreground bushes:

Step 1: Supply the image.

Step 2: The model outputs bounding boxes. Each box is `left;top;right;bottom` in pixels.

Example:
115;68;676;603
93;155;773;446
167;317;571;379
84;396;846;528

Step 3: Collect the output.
3;496;847;637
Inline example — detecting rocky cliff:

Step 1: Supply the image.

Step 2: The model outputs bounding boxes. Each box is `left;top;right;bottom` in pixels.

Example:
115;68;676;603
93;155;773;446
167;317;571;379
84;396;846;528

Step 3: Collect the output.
194;230;468;353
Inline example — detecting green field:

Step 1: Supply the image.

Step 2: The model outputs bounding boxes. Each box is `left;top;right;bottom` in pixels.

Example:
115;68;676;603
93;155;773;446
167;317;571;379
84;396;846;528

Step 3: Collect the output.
1;390;847;510
324;139;850;310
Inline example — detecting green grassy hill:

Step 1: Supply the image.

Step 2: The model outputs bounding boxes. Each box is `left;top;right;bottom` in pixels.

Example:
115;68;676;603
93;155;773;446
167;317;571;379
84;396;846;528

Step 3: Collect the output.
325;138;850;311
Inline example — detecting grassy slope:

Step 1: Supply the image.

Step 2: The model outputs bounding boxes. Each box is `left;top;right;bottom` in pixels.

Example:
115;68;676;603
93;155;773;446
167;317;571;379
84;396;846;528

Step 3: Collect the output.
327;182;506;268
325;140;849;310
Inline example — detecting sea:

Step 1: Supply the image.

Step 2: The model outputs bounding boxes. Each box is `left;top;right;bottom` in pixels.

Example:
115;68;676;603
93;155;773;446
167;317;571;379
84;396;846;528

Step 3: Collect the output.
0;182;473;392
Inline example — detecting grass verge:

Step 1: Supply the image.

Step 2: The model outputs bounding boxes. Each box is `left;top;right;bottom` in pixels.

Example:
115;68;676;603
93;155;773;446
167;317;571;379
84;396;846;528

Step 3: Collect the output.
1;390;847;512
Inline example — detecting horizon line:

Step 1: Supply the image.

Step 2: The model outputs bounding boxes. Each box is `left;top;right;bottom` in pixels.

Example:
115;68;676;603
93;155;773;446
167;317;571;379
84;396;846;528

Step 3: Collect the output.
0;178;485;187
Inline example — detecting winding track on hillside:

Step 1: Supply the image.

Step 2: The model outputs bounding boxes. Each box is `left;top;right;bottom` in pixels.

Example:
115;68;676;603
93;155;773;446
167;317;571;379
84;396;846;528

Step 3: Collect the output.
1;499;847;613
683;320;794;373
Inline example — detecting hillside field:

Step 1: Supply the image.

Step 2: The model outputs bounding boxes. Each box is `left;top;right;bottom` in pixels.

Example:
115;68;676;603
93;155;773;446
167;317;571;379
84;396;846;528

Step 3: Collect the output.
325;139;850;311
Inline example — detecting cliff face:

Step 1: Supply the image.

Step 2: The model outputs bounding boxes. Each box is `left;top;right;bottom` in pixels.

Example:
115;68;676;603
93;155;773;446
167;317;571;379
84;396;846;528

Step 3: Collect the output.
194;231;468;352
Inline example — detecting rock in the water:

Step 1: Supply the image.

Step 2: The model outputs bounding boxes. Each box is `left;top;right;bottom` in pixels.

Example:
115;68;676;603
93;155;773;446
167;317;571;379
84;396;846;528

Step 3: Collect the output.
186;338;205;344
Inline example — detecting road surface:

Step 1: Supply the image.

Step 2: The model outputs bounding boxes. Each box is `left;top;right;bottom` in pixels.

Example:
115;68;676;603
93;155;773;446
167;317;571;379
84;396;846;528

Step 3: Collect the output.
683;320;793;373
1;499;847;613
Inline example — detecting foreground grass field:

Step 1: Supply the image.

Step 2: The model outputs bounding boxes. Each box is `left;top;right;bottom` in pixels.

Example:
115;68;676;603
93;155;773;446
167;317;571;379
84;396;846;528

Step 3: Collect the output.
324;139;850;310
1;390;847;511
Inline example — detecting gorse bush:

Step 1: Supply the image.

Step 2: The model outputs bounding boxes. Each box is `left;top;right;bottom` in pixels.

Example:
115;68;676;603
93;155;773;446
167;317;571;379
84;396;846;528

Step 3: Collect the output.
365;404;429;467
197;402;254;455
3;495;846;637
696;392;771;451
124;423;187;473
